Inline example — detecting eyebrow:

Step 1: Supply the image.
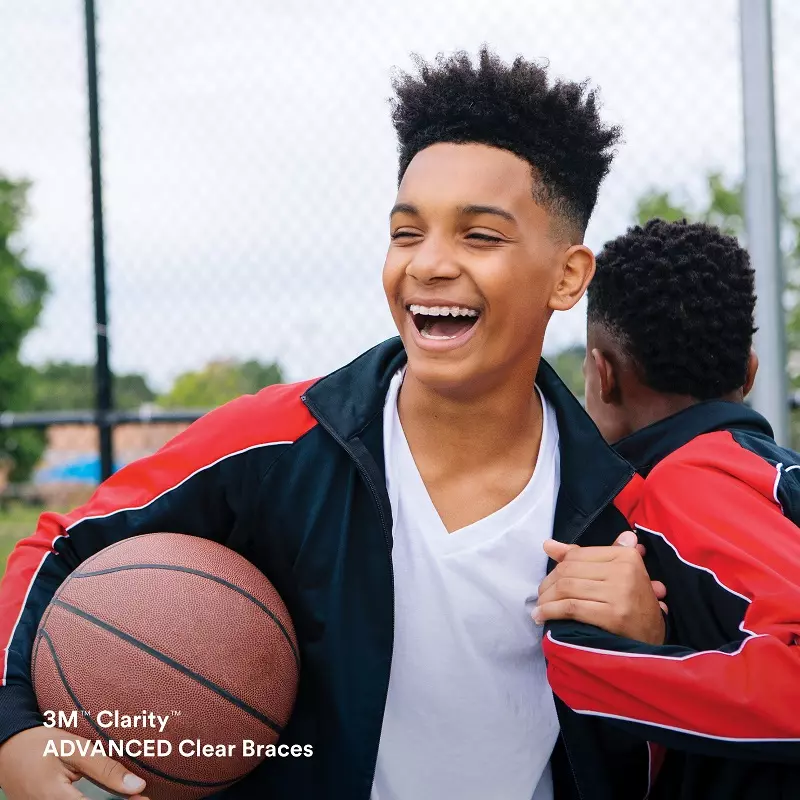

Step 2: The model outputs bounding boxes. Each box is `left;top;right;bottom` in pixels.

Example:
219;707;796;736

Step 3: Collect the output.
389;202;517;224
460;204;517;224
390;203;419;217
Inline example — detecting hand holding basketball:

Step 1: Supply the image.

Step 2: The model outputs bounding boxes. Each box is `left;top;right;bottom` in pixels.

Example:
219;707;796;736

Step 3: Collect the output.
0;725;148;800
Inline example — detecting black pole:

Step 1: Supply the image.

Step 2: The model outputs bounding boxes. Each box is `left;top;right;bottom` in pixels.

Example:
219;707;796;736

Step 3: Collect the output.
83;0;114;481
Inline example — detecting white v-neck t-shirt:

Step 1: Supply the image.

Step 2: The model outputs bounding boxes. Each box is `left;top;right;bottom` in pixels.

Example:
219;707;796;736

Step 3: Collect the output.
370;369;561;800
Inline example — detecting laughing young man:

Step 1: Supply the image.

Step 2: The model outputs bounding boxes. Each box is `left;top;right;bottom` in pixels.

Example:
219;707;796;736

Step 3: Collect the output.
0;49;664;800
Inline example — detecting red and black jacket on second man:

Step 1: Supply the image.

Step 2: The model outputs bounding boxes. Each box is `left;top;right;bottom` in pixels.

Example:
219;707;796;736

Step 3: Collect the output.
544;400;800;798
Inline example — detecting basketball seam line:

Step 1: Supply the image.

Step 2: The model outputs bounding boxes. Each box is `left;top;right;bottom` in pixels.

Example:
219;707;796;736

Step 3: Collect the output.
71;562;301;672
32;550;97;677
36;629;239;789
68;536;136;571
50;598;285;735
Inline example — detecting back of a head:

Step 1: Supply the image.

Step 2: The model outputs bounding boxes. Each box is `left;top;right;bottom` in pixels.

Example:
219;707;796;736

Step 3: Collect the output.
390;47;621;237
588;218;757;400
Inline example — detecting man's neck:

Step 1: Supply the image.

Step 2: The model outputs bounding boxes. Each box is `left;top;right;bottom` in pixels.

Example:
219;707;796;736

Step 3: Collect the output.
396;364;544;476
626;387;745;436
626;393;697;435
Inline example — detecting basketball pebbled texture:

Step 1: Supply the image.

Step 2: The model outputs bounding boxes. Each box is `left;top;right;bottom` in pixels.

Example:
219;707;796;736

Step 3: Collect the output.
33;533;300;800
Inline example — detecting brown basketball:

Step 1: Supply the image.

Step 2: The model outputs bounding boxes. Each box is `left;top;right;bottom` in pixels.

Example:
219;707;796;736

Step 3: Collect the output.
32;533;300;800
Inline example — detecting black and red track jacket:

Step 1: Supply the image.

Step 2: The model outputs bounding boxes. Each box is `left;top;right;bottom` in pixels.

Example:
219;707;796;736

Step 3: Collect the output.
543;400;800;799
0;338;655;800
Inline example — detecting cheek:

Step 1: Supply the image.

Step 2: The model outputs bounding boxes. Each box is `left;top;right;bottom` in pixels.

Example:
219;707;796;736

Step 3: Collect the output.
583;363;596;400
585;394;612;440
584;385;599;419
585;394;625;443
502;252;561;316
583;371;605;422
382;253;403;301
487;262;552;323
499;288;554;345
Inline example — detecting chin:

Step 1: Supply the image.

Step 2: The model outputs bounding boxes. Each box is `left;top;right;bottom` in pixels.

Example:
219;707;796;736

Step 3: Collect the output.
404;348;484;396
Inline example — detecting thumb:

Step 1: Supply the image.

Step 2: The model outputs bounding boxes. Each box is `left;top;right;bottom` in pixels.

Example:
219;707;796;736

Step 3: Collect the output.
62;750;146;797
614;530;638;548
543;538;578;562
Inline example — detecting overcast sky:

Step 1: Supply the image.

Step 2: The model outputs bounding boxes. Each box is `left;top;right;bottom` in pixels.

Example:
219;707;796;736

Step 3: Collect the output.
3;0;800;389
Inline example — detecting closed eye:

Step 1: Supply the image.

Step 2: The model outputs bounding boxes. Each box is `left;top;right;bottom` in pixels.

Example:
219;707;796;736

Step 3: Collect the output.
466;232;504;244
391;231;422;240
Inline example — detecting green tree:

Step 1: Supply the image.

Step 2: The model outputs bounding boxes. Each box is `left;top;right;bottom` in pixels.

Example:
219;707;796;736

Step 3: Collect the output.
158;359;284;409
0;176;49;481
633;172;745;236
28;362;155;411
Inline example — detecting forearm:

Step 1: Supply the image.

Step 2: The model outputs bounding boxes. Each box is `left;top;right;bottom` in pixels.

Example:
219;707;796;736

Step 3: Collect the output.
544;622;800;763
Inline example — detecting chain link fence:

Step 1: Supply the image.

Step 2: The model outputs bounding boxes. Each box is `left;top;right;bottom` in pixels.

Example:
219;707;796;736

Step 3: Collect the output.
0;6;795;796
2;0;796;510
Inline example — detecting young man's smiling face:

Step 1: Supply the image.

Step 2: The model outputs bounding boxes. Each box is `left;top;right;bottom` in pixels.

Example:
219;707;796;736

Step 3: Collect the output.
383;142;594;397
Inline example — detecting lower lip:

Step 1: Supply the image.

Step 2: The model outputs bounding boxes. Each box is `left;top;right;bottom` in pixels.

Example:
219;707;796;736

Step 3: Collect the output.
405;310;481;353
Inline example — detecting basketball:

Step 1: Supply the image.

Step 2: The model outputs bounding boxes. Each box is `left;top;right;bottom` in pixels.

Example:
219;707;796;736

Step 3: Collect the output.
31;533;300;800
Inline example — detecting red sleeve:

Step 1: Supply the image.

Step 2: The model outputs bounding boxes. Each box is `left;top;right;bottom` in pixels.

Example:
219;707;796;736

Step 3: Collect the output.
0;380;317;747
543;432;800;762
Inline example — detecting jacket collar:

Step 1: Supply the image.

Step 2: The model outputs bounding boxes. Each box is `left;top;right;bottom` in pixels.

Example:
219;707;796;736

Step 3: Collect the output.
305;337;634;544
612;400;774;477
303;337;408;442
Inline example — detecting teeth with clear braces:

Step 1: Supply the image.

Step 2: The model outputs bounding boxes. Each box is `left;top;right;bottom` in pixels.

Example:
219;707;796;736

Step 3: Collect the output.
408;304;480;317
407;303;480;340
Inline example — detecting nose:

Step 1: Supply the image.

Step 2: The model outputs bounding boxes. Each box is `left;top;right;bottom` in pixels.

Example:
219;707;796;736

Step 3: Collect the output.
405;234;461;284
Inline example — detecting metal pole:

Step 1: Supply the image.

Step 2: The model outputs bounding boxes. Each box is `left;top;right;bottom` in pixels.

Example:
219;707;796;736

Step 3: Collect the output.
83;0;114;480
740;0;788;445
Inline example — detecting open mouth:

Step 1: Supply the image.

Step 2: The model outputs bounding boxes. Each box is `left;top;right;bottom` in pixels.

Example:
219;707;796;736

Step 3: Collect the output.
406;303;481;340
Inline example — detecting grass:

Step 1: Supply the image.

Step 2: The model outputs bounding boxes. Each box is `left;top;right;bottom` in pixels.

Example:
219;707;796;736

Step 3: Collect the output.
0;503;46;579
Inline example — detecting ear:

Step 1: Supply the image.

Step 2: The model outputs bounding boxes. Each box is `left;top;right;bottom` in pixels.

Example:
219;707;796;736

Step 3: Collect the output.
548;245;596;312
743;348;759;398
591;348;620;405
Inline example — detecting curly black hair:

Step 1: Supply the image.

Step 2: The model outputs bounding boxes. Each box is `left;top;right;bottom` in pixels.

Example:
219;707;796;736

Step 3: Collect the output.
588;218;757;400
390;47;620;233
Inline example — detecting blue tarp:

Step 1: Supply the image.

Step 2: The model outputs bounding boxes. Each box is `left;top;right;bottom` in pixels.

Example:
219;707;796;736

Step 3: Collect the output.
35;456;120;484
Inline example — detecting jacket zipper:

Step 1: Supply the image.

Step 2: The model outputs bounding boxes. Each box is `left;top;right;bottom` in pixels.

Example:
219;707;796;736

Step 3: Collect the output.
560;735;585;800
300;394;395;796
557;466;635;800
303;392;637;800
